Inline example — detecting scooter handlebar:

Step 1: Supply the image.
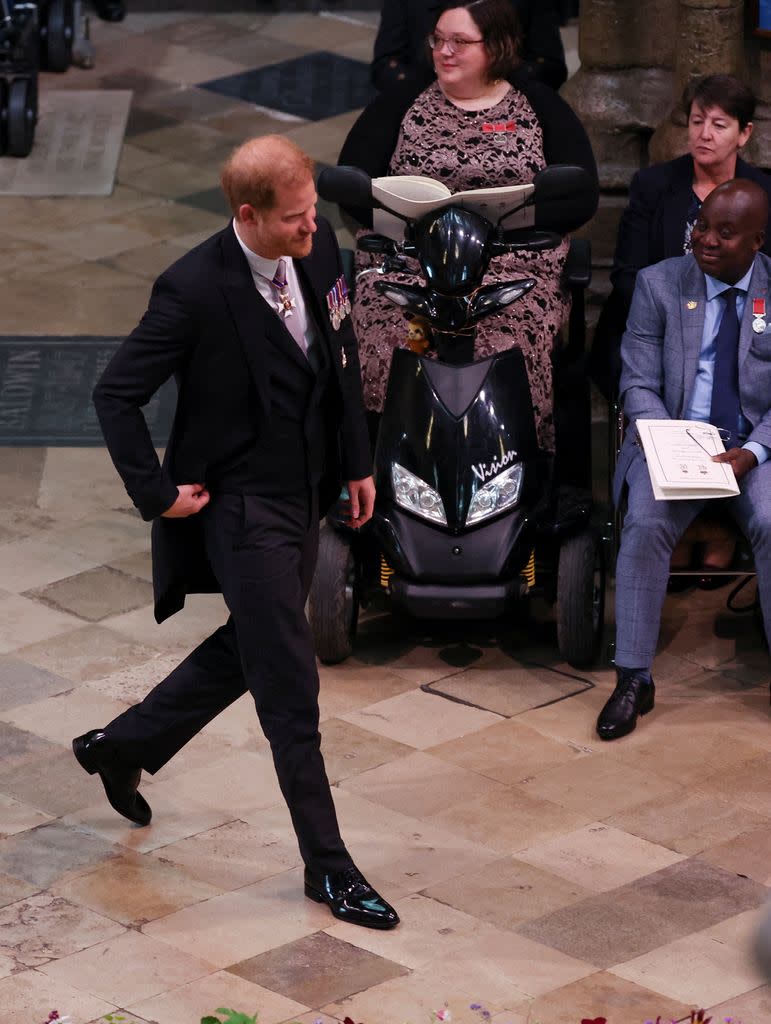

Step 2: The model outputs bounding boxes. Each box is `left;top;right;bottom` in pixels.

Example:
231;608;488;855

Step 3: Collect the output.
490;230;563;254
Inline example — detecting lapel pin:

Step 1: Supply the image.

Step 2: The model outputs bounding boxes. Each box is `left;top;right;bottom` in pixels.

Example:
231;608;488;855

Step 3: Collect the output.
686;300;698;310
341;348;347;368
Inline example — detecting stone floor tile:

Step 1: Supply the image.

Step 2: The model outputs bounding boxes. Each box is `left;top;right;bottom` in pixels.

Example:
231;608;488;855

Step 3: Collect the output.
46;514;152;562
14;623;160;685
427;927;595;1001
516;858;768;969
610;908;768;1007
324;892;501;971
118;154;221;198
229;931;408;1005
116;140;171;178
54;852;222;926
64;784;236;855
0;968;117;1024
708;983;771;1021
341;688;502;750
0;655;70;709
155;749;284;817
697;752;771;816
101;593;229;655
147;819;297;890
428;786;591;855
26;565;154;622
105;238;194;280
142;868;329;968
526;970;691;1024
318;717;414;784
0;821;119;888
322;969;510;1023
0;592;83;654
513;822;684;893
514;752;679;818
0;745;105;815
130;969;308;1024
0;536;98;593
0;686;128;746
0;891;126;969
85;651;182;705
0;448;46;510
36;448;136;520
340;750;508;818
0;793;53;837
106;549;154;582
427;717;588;786
514;888;685;969
39;928;215;1006
422;856;591;931
698;823;771;885
316;663;416;720
0;720;61;773
107;198;225;243
606;789;770;856
0;871;40;910
515;688;609;749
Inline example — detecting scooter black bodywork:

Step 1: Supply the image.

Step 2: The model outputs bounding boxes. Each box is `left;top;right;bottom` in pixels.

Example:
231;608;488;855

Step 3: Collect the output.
309;164;604;668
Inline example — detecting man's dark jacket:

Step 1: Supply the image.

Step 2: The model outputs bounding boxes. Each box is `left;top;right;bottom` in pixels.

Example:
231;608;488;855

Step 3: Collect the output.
93;217;371;624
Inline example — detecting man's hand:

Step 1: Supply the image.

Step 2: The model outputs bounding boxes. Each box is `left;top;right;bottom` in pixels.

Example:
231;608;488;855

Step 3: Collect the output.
712;447;758;481
162;483;210;518
345;476;376;528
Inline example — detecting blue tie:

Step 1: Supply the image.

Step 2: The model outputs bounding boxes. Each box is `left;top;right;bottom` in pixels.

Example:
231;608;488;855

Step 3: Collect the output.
709;287;741;450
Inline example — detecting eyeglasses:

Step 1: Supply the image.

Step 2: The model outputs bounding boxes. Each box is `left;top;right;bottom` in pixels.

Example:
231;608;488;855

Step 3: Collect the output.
427;32;484;54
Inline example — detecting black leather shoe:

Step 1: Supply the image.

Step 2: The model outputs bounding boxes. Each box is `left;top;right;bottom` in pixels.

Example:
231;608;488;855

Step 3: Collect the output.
596;671;655;741
72;730;151;826
304;866;399;929
94;0;126;21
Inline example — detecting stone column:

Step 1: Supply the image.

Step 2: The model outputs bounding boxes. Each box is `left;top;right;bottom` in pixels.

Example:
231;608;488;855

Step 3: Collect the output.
649;0;745;162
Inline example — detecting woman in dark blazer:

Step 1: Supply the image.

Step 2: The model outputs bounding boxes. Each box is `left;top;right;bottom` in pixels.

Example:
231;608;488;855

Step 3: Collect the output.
591;74;771;400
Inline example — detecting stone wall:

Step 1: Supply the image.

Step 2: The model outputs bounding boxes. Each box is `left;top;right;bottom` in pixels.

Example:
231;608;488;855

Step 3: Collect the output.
565;0;771;324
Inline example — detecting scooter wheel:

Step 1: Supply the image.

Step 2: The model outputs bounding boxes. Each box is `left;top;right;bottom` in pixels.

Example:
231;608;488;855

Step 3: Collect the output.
308;526;359;664
556;526;605;669
43;0;75;72
7;78;36;158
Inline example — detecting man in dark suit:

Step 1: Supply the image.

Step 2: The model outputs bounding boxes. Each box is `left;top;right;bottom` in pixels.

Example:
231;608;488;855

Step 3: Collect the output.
72;135;398;931
371;0;567;92
597;179;771;740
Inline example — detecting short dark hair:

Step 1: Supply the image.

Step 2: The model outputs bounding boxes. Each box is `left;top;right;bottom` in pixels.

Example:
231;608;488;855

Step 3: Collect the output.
437;0;521;81
682;74;756;130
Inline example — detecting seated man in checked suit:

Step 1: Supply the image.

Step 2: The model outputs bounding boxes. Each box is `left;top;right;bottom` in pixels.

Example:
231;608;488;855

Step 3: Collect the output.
597;178;771;740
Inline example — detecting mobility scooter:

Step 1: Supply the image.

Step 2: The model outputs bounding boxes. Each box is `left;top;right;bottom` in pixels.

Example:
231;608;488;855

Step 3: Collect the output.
308;164;604;669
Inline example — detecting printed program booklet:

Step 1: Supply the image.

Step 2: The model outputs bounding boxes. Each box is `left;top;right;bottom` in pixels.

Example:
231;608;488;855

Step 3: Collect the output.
635;419;740;500
372;175;534;239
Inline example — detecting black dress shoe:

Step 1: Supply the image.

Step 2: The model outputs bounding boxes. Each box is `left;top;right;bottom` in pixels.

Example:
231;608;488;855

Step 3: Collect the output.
94;0;126;21
304;866;399;929
596;671;655;741
72;730;151;826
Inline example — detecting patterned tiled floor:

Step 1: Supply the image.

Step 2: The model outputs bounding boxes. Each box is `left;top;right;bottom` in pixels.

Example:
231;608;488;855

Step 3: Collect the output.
0;9;769;1024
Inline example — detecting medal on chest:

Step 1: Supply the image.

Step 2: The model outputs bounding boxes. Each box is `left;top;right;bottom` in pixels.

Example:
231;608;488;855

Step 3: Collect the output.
752;297;766;334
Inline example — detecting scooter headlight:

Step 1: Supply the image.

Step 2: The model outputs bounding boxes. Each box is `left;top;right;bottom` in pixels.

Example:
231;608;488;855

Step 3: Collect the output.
391;462;447;525
466;464;523;525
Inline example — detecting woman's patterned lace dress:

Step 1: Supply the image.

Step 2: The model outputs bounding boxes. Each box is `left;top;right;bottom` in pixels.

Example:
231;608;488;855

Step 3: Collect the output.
352;82;570;451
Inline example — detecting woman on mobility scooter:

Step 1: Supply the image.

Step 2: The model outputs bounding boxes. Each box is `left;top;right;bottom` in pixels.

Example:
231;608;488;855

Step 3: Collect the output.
338;0;598;458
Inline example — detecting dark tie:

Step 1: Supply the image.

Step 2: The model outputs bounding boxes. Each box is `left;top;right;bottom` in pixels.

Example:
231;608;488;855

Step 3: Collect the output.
709;287;741;450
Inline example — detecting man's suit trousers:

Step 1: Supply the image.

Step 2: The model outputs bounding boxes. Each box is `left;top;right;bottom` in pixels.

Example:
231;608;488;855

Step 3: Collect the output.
615;454;771;669
103;490;351;874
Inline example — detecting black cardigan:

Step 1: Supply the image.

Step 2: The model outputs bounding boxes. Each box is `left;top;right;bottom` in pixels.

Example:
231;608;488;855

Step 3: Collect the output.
371;0;568;93
338;74;598;232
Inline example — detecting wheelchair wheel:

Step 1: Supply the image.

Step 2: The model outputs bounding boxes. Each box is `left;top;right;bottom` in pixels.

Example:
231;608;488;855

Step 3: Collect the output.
308;526;359;664
43;0;75;72
7;78;36;158
556;526;605;668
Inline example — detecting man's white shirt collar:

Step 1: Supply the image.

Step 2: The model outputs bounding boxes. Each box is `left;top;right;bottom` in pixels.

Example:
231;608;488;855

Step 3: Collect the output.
232;219;287;281
703;260;755;300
